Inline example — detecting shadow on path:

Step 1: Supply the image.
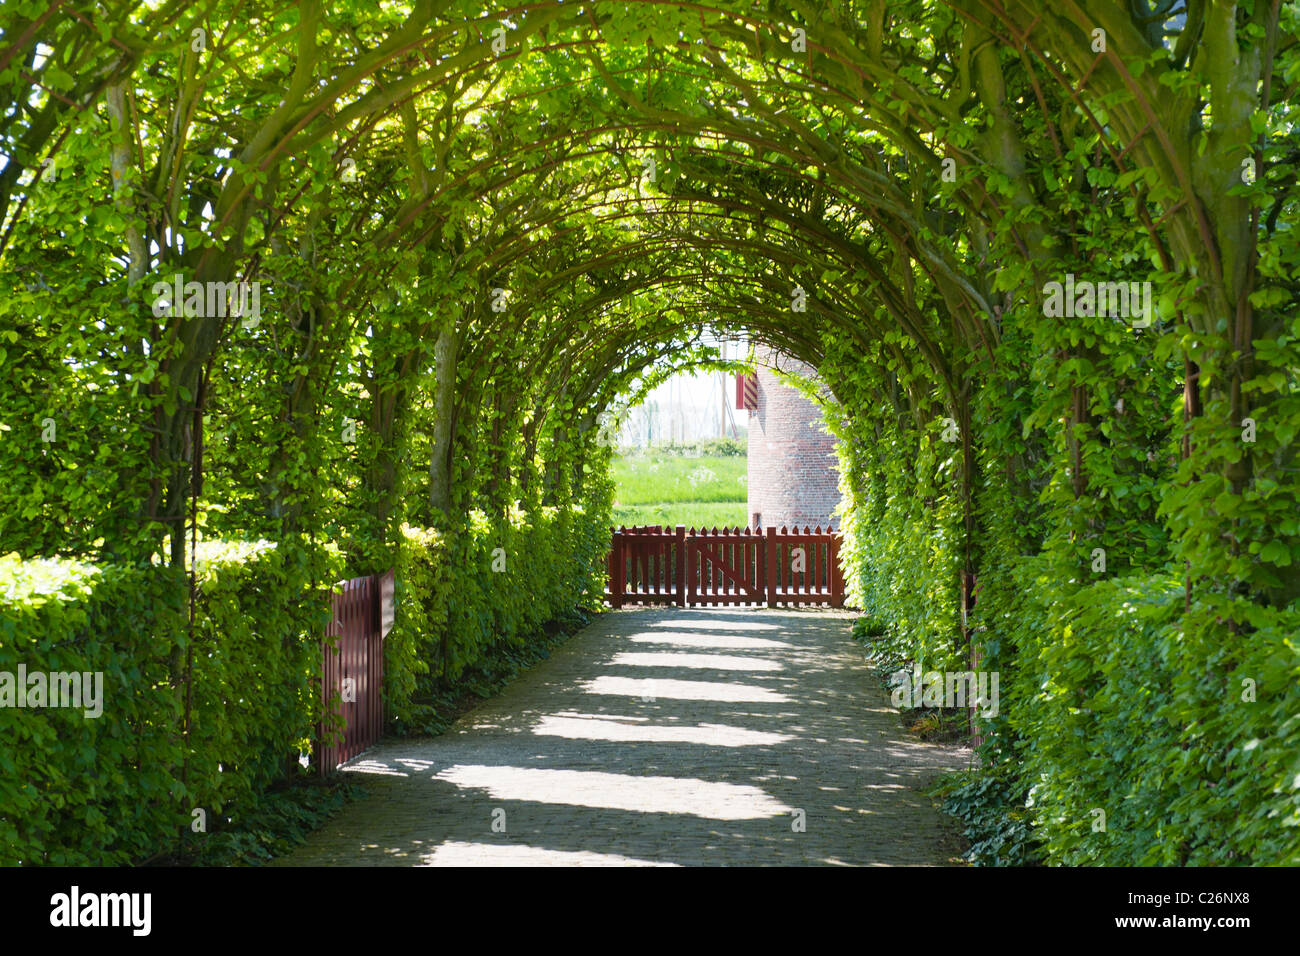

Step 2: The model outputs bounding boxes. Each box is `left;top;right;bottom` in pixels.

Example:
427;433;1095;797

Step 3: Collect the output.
274;607;971;866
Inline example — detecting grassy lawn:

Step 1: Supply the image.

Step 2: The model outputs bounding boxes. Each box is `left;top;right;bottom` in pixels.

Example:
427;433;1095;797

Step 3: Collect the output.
611;453;749;529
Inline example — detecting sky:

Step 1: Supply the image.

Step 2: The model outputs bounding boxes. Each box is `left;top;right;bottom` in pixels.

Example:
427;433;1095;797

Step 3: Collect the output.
618;367;750;446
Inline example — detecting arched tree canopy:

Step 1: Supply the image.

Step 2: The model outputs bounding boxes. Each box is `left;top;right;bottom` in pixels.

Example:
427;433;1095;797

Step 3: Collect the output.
2;0;1298;865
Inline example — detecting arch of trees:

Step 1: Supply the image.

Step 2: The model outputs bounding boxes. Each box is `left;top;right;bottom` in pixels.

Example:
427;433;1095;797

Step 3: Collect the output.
1;1;1297;865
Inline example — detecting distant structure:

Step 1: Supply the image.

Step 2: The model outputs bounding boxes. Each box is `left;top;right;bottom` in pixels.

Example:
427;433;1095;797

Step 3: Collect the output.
740;348;841;531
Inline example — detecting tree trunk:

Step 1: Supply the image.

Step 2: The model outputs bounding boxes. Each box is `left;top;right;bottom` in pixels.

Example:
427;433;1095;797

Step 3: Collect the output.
428;317;459;519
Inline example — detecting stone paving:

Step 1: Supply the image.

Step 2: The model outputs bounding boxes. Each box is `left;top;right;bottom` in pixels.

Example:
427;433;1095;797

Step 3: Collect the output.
275;607;971;866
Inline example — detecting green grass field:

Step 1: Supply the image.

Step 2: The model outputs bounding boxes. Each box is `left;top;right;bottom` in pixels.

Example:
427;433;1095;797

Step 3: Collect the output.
611;453;749;529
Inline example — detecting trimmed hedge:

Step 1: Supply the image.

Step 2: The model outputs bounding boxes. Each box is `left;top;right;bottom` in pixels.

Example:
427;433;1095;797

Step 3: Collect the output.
833;355;1300;866
384;524;444;729
182;539;344;823
838;426;965;672
1;495;610;864
0;539;342;865
0;554;184;865
392;498;610;730
1009;574;1300;865
885;538;1300;866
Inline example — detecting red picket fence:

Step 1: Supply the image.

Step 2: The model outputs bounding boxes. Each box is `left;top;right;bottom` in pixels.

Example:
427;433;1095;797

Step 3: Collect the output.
688;526;765;606
607;525;844;608
317;569;394;775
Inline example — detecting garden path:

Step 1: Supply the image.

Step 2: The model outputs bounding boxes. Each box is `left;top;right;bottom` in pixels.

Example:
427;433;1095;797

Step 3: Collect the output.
276;607;970;866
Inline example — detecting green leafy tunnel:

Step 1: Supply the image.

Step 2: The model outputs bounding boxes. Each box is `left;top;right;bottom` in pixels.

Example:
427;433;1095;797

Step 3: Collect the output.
1;0;1297;865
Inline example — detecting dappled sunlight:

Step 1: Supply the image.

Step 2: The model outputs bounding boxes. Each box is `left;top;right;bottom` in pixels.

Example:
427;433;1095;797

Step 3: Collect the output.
417;841;678;867
627;631;793;649
608;651;783;672
12;0;1275;873
581;675;791;703
646;617;780;631
278;607;970;867
532;712;793;746
435;765;793;819
395;758;435;771
343;759;410;777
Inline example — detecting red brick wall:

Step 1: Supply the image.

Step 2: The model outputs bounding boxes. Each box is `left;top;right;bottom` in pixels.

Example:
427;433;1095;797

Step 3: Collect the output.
746;351;841;530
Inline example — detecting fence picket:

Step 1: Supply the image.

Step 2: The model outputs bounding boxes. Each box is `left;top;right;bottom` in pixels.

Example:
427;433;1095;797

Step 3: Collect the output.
604;526;842;609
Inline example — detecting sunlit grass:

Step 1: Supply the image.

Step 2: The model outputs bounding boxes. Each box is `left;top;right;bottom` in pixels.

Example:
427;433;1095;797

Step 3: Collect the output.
612;454;747;505
611;501;748;529
611;452;749;527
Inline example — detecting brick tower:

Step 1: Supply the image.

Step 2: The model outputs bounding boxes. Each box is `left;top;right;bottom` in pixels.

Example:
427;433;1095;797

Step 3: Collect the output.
744;349;841;531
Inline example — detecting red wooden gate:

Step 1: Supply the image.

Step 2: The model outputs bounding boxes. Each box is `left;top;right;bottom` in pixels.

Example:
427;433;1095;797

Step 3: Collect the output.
317;569;394;775
607;525;844;608
688;526;765;605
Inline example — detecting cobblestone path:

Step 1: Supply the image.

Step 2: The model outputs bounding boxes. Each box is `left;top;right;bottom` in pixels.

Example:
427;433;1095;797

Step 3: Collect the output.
275;608;971;866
